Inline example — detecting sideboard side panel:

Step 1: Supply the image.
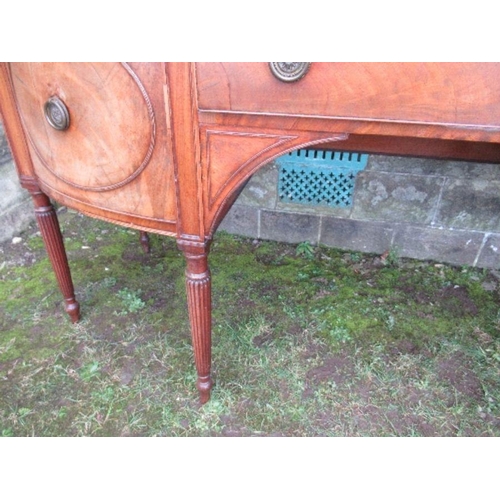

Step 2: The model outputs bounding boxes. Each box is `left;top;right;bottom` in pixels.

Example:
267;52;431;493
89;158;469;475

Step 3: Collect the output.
7;63;178;233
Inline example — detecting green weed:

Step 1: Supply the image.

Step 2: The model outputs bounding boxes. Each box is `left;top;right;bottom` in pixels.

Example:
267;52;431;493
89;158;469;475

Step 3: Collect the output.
296;241;316;260
116;288;146;314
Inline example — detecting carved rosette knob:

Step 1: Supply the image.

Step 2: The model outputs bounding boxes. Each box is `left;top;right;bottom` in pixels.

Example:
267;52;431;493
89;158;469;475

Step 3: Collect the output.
269;62;311;82
44;96;70;131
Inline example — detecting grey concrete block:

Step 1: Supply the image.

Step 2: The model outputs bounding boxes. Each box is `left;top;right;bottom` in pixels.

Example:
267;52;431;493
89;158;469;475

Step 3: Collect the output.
320;217;394;254
260;210;319;244
0;126;34;242
0;119;13;165
442;162;500;181
0;160;27;210
0;197;34;242
217;204;259;238
368;155;450;176
475;233;500;269
368;155;499;180
0;159;33;243
276;198;353;217
476;234;500;269
351;171;443;224
392;225;483;266
235;163;278;209
434;178;500;232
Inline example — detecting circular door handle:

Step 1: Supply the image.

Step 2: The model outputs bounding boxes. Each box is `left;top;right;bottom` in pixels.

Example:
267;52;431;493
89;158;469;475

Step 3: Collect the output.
44;96;70;131
269;62;311;82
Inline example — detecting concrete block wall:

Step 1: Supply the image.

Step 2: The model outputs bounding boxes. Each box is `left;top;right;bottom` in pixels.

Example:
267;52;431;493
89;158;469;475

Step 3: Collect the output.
218;154;500;269
0;120;33;243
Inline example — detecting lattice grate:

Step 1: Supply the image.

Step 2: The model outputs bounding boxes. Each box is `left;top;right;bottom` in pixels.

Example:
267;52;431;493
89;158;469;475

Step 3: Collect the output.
276;149;368;207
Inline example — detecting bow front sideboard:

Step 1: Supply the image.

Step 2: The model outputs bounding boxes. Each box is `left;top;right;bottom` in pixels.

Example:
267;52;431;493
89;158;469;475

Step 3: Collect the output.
2;62;500;403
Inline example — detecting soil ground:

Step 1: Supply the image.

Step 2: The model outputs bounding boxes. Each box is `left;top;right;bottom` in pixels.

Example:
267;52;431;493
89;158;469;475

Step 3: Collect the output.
1;208;500;436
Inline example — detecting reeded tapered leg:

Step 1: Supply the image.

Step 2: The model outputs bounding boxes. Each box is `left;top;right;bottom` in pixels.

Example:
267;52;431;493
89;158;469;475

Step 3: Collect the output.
139;231;150;253
29;187;80;323
178;239;213;404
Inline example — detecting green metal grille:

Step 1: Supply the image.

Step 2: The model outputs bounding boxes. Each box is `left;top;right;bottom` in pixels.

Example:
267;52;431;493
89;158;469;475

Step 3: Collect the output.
276;149;368;207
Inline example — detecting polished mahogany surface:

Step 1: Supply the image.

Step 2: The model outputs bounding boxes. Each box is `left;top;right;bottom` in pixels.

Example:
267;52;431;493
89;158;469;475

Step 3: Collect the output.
198;63;500;130
1;62;500;403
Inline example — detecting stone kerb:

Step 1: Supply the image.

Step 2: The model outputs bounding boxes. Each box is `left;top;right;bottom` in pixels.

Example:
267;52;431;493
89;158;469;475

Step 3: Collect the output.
0;120;33;243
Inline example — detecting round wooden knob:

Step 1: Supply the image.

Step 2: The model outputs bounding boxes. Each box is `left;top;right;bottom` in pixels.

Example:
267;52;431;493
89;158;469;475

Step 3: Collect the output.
44;96;70;131
269;62;311;82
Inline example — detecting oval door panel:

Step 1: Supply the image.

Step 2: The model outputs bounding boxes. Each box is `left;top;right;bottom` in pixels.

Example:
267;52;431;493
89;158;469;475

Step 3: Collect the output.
10;62;155;191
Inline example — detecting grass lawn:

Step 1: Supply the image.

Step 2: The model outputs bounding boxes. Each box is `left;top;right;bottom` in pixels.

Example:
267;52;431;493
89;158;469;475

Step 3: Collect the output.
1;208;500;436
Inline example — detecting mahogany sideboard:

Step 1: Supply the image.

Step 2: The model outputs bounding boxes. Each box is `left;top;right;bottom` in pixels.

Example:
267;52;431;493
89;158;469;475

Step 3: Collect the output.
2;62;500;404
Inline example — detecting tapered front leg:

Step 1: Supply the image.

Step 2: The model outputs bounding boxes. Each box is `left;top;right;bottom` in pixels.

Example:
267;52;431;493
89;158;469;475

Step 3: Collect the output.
178;239;213;404
28;186;80;323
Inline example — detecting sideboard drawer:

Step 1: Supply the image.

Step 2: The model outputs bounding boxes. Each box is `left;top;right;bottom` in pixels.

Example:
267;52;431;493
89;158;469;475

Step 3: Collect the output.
196;62;500;128
7;62;178;227
10;62;154;192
